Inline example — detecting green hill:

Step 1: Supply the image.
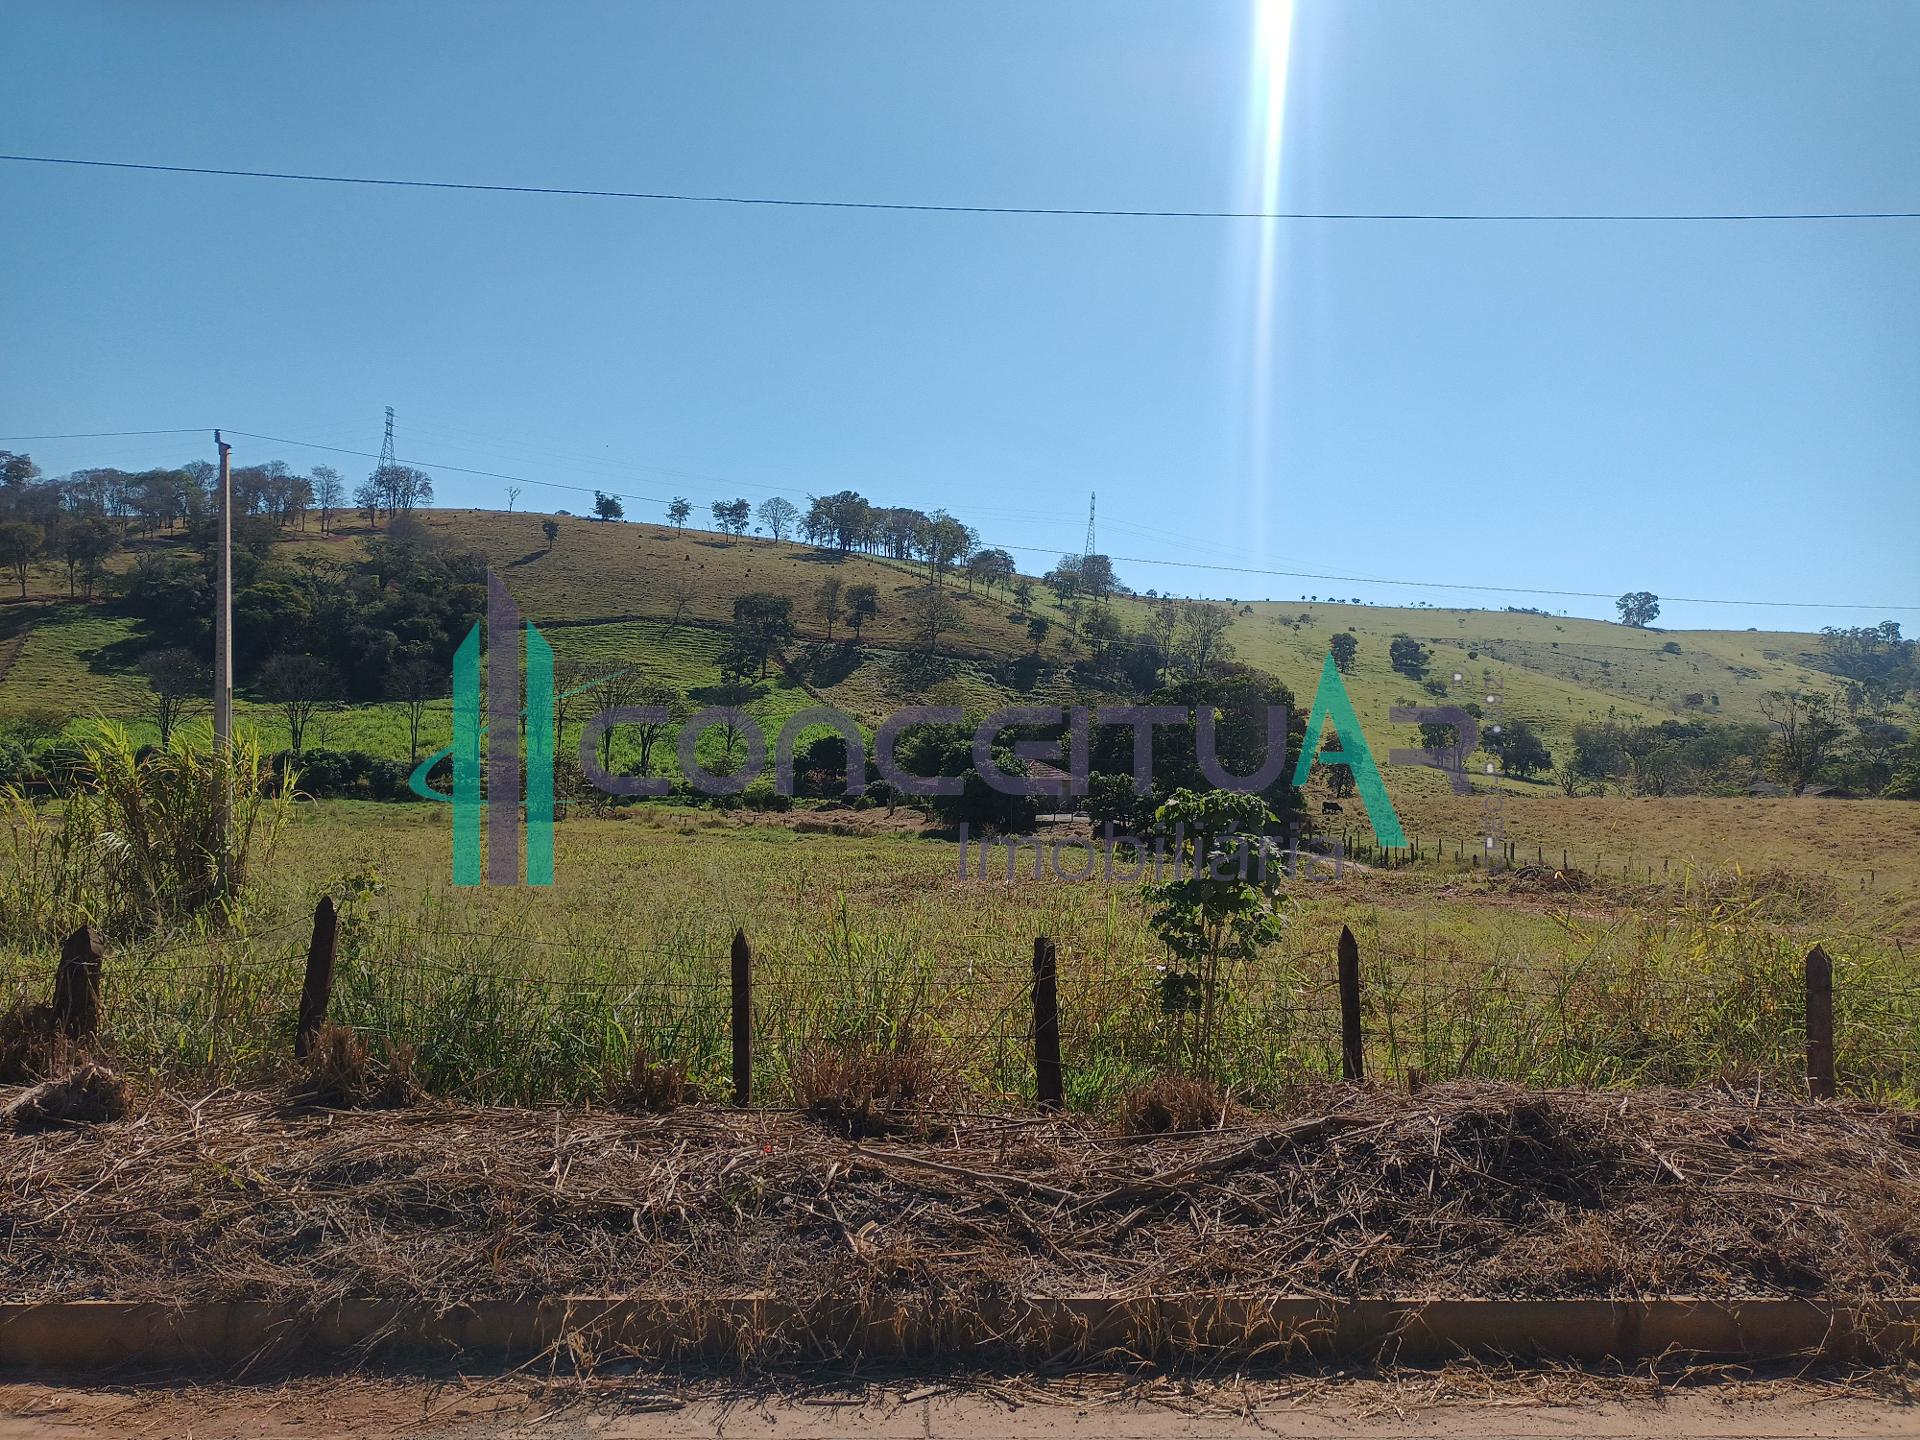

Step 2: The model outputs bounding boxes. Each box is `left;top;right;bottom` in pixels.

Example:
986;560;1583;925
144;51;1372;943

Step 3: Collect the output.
0;508;1892;800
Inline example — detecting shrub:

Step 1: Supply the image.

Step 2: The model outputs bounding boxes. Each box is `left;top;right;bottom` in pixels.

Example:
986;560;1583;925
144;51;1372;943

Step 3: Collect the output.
0;725;291;946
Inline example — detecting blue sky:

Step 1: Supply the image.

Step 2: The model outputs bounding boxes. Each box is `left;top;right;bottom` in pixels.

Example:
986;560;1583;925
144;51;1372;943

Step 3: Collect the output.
2;0;1916;633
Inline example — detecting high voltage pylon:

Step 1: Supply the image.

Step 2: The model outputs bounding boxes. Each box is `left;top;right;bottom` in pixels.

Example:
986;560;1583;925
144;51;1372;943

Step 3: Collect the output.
374;406;396;476
1083;491;1096;559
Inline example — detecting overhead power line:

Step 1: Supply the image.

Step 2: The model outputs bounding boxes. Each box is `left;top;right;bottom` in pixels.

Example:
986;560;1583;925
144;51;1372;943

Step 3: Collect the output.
3;153;1917;223
0;428;207;442
7;422;1913;613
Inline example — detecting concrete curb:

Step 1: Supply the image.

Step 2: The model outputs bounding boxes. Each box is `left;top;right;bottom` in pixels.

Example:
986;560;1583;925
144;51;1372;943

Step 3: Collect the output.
2;1296;1917;1370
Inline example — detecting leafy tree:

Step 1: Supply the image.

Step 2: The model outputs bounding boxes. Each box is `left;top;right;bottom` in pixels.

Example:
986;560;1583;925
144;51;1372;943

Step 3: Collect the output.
1044;556;1081;602
1078;553;1119;599
805;490;872;553
919;510;975;585
592;491;625;522
1315;732;1356;798
1328;631;1358;675
1815;622;1914;706
964;547;1014;596
1483;717;1553;780
1568;722;1628;794
57;515;118;600
1616;591;1661;627
1388;634;1430;679
0;521;42;597
844;582;880;642
1086;772;1153;832
1080;604;1124;663
0;450;40;493
666;497;692;531
541;518;560;548
372;464;434;516
1844;713;1910;794
1026;615;1051;652
1177;603;1234;677
138;648;209;747
258;653;341;756
756;496;798;543
731;591;795;678
814;575;843;641
1012;578;1034;610
1761;689;1844;795
711;497;752;537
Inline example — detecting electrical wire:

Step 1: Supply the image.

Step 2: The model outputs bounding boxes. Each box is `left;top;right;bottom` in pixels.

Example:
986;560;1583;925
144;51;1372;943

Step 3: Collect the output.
4;153;1917;223
5;421;1913;613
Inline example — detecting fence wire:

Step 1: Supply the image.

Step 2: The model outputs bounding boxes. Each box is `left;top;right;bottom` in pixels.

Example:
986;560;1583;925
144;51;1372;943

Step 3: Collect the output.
2;913;1915;1106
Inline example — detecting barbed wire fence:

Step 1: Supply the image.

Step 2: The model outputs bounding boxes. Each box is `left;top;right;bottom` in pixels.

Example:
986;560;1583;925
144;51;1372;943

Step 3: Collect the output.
3;905;1915;1107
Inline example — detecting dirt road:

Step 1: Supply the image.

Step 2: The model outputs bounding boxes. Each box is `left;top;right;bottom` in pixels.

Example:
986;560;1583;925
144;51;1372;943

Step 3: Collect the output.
3;1376;1917;1439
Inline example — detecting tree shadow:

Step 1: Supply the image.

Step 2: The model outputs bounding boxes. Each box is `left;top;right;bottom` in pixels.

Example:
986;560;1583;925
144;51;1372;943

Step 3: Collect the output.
505;549;549;568
796;641;865;688
687;678;772;706
993;653;1050;693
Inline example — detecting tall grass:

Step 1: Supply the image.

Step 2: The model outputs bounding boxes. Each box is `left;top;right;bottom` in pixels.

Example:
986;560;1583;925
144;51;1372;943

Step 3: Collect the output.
6;901;1912;1108
0;725;292;947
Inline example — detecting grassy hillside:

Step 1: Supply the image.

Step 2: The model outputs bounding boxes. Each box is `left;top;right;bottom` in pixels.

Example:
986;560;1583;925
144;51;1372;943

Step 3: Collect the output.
0;507;1896;797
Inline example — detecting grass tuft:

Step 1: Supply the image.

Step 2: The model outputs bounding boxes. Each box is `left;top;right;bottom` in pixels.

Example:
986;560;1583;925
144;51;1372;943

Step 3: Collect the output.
5;1063;130;1130
293;1023;420;1110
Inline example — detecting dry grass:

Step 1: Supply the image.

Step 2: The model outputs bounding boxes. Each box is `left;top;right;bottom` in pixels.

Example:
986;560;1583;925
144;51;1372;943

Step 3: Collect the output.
291;1023;420;1110
4;1081;1919;1320
0;998;67;1083
790;1038;950;1138
606;1047;692;1114
1117;1072;1231;1135
4;1063;130;1130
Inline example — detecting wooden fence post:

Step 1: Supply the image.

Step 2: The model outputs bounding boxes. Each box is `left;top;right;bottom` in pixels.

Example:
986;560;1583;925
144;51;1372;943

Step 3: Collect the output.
1031;936;1064;1112
52;925;103;1043
295;896;338;1061
1337;924;1364;1083
731;929;752;1108
1805;944;1835;1101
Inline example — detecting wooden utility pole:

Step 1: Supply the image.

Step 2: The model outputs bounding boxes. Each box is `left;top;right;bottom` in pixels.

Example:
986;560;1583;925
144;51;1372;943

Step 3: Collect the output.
212;430;234;885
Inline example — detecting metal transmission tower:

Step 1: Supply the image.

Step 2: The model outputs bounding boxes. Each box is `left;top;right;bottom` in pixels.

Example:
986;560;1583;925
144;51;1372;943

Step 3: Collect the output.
375;406;396;476
1083;492;1097;559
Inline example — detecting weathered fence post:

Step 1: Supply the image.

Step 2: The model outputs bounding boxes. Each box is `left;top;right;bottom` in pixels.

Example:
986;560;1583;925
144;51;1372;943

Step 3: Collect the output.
1337;924;1364;1083
730;928;751;1108
294;896;338;1061
1805;944;1835;1101
52;925;104;1043
1031;936;1064;1112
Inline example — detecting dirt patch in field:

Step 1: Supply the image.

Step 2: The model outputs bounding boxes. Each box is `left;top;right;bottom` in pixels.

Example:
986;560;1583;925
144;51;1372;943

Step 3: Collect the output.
3;1082;1918;1312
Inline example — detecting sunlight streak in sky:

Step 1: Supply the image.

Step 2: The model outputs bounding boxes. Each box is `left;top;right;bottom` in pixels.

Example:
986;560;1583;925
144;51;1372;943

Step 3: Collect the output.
1242;0;1297;557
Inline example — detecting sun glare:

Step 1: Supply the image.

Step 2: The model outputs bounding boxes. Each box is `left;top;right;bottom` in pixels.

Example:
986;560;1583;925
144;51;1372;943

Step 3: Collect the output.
1243;0;1297;553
